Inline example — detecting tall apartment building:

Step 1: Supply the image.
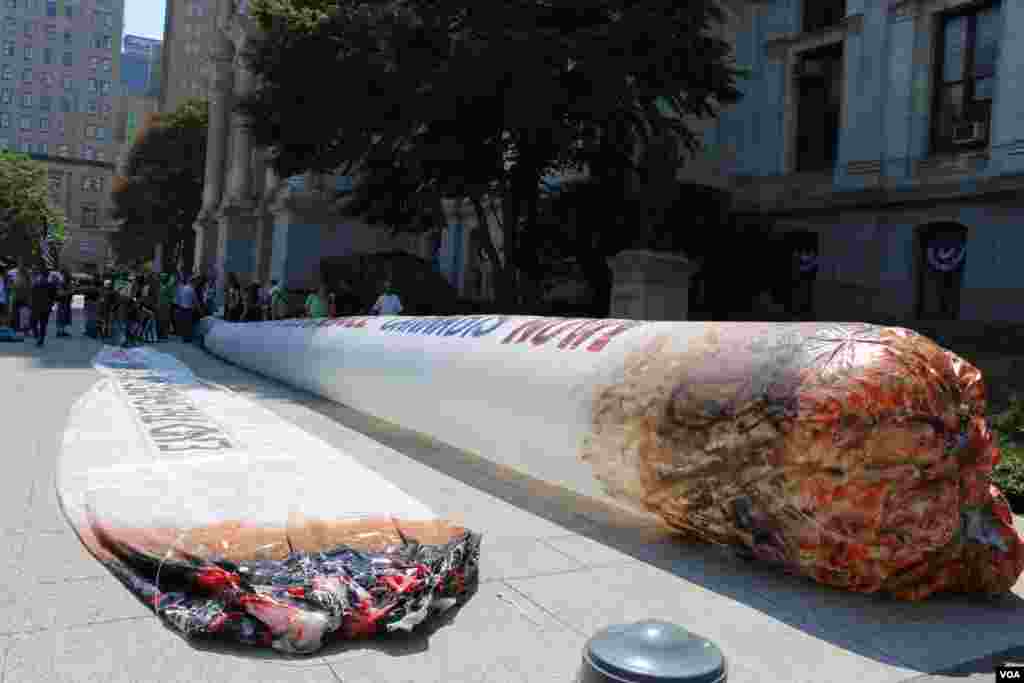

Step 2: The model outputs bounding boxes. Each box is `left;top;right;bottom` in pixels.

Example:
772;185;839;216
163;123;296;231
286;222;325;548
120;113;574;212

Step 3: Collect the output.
158;0;214;114
115;34;159;172
0;0;125;271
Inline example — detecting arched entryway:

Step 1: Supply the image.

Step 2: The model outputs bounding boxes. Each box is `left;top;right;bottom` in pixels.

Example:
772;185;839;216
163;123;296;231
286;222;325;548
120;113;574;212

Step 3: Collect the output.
915;222;968;319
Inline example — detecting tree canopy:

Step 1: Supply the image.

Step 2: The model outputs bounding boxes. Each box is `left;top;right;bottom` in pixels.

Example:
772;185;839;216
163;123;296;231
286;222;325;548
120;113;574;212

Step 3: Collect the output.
110;99;209;273
242;0;743;308
0;150;65;269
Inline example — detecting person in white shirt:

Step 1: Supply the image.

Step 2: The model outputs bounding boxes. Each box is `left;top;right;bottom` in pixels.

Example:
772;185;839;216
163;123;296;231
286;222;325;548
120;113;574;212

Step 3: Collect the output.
175;276;198;342
370;280;403;316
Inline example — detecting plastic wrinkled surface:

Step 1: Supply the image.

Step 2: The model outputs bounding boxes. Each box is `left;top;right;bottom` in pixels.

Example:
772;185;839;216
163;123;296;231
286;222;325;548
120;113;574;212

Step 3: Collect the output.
59;346;480;654
201;316;1024;600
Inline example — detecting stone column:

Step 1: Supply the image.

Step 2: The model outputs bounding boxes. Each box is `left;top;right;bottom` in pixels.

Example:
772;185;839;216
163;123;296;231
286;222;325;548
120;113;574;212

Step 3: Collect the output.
193;31;234;275
214;40;259;308
608;250;699;321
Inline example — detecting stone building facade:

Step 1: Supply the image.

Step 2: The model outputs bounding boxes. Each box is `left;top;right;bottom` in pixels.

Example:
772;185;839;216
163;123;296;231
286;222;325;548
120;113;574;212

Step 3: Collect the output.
681;0;1024;324
187;0;498;310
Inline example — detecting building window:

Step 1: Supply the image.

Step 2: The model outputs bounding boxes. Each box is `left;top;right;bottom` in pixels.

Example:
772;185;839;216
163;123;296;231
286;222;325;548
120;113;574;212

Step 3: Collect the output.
44;0;54;16
1;41;12;57
0;137;8;150
20;67;29;83
59;95;68;111
86;76;95;92
88;55;97;70
62;30;69;45
22;20;30;36
61;50;70;66
38;93;47;109
36;141;44;154
795;42;844;172
45;23;53;40
42;46;50;63
19;115;29;129
0;87;9;103
98;79;109;95
1;66;11;80
101;57;110;72
100;34;111;49
95;125;105;140
40;71;51;86
20;92;30;106
60;74;69;89
0;113;8;127
3;18;14;34
4;0;14;9
932;2;1002;153
22;45;29;61
86;99;96;113
18;140;28;153
82;205;97;226
63;2;70;18
38;115;46;129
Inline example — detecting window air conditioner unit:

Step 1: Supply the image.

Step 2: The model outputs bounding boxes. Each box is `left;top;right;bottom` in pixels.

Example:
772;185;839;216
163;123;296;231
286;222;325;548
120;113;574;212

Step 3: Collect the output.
952;122;986;145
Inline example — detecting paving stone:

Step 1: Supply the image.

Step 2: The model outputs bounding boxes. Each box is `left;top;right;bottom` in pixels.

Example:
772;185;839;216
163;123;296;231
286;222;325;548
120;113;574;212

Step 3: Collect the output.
0;575;153;635
542;533;650;568
478;535;582;582
508;562;917;683
20;531;108;583
324;581;585;682
27;473;72;535
2;618;342;683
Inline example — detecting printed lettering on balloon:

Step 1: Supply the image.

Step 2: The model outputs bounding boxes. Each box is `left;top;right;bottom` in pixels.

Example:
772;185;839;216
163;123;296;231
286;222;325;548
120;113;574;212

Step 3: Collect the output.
500;318;645;351
380;316;508;339
111;369;235;455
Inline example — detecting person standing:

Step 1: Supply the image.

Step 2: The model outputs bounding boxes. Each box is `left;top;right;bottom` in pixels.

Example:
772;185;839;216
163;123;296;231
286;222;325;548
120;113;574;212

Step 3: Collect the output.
14;267;31;334
269;279;287;320
29;266;56;347
175;275;198;342
370;280;403;316
55;268;73;337
242;282;262;322
225;273;243;322
158;271;176;340
305;282;330;318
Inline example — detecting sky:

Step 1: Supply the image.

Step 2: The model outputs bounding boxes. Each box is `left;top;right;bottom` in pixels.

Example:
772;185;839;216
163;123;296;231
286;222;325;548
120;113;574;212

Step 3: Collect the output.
124;0;166;41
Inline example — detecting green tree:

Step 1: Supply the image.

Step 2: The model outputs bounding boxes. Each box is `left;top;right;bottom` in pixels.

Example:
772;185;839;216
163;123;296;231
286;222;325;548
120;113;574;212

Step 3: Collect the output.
0;150;65;269
111;98;208;274
242;0;742;308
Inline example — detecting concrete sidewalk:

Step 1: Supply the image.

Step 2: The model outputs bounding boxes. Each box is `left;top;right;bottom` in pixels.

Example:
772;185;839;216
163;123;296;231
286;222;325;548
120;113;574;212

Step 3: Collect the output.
1;315;1022;682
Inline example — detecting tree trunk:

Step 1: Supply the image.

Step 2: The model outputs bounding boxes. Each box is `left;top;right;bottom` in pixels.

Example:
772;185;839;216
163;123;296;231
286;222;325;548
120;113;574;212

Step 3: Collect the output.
471;197;514;308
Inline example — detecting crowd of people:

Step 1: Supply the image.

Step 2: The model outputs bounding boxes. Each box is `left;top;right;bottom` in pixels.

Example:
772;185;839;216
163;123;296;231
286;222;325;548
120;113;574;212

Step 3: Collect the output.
0;262;406;349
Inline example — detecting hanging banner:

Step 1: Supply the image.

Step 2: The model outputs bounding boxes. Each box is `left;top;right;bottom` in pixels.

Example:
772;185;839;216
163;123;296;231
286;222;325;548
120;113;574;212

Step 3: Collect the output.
59;346;480;654
201;315;1024;601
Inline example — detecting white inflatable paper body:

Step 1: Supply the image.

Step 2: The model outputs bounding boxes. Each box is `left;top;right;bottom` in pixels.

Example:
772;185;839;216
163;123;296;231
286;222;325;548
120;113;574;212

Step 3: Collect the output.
203;315;1024;600
59;346;480;654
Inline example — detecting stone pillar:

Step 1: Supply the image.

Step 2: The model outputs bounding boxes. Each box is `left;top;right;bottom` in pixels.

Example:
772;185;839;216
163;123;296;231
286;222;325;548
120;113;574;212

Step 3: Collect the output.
608;249;698;321
193;31;234;275
213;40;259;309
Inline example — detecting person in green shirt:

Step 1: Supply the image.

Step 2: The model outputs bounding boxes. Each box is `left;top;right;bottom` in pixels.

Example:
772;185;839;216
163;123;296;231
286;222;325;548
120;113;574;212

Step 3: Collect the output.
305;283;329;318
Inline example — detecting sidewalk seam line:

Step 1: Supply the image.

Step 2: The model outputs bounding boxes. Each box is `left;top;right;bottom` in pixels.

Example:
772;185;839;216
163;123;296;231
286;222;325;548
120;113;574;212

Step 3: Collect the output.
498;579;587;639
